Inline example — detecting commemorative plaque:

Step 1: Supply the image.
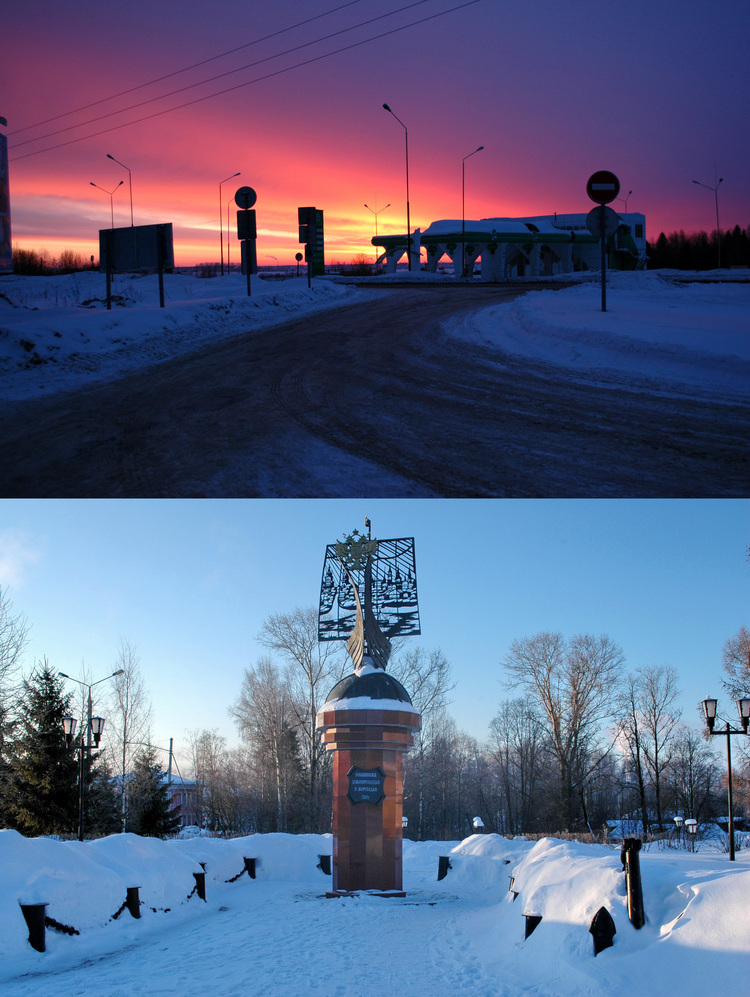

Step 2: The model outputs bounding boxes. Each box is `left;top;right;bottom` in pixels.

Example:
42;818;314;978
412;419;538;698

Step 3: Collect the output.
347;767;386;805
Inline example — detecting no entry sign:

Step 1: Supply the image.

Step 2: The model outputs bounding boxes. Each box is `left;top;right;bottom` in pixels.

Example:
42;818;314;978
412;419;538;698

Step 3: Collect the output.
586;171;620;204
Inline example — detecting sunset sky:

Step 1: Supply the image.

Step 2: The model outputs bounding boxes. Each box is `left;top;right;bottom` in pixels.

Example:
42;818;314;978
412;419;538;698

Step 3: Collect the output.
4;0;749;266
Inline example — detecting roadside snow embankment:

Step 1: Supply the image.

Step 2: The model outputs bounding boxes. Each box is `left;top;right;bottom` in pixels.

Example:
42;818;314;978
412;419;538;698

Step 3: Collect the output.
0;271;360;401
447;271;750;401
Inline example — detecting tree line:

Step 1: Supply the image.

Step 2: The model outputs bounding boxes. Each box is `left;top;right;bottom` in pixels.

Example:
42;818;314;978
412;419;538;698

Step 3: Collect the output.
1;584;747;841
11;247;96;275
647;224;750;270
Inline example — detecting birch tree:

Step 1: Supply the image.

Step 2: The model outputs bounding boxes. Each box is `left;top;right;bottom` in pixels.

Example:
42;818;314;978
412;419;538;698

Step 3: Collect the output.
105;639;152;829
504;632;624;830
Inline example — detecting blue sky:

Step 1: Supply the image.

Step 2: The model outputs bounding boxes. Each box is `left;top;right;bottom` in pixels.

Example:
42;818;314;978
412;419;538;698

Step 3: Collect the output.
0;499;746;766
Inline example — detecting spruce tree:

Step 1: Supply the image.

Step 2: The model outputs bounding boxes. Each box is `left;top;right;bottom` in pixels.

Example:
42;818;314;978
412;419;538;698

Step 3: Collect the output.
126;746;181;837
5;662;79;836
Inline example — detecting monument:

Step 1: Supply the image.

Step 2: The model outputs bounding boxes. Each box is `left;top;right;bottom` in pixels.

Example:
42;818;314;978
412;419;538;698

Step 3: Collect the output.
316;525;422;895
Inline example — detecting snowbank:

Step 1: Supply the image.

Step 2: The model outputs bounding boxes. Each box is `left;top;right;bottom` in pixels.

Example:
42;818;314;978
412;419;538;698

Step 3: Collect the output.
2;829;748;996
2;269;748;406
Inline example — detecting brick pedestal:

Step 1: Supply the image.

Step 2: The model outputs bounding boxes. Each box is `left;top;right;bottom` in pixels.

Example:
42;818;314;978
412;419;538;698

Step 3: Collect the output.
317;706;420;894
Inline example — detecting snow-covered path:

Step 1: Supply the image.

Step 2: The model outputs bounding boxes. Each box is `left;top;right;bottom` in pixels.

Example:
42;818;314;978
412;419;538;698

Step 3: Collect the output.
2;831;749;997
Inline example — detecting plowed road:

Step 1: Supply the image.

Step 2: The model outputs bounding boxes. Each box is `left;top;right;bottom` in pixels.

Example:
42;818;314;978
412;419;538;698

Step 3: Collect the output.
0;284;747;496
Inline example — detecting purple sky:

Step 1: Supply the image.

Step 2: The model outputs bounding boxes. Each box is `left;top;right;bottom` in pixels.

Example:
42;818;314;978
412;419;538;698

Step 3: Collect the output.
3;0;749;264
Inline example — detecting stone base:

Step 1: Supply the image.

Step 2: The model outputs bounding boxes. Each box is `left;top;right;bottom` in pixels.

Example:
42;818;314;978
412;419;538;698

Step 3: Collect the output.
325;890;406;899
316;706;420;894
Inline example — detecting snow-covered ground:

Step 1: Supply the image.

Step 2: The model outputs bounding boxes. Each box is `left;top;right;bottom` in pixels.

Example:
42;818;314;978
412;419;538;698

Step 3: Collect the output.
1;269;748;404
1;829;748;996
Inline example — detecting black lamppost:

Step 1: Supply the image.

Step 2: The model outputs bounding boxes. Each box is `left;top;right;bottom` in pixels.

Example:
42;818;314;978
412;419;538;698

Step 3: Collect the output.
106;154;134;226
60;669;124;841
692;177;723;268
382;104;411;271
227;196;236;272
701;696;750;861
616;189;633;212
90;180;124;229
461;145;484;277
364;203;390;269
219;172;241;275
685;818;698;853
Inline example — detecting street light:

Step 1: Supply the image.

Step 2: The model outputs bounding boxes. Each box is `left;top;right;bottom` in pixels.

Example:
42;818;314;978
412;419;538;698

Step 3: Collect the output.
701;696;750;860
692;177;723;268
59;669;124;840
382;104;412;271
227;195;236;272
673;814;684;849
90;180;124;229
616;189;633;212
684;818;698;853
106;154;134;226
462;145;484;277
364;203;390;270
219;172;241;275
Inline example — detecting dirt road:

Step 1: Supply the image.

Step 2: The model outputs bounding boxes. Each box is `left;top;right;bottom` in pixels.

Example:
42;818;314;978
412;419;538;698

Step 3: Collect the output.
0;284;747;496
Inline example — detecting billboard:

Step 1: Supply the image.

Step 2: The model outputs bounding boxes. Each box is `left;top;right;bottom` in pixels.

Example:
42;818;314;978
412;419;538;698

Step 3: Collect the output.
98;223;174;272
0;131;11;274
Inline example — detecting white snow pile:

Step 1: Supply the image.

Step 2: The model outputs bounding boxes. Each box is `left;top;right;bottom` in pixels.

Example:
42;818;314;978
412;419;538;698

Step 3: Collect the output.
1;828;748;996
1;268;748;406
0;270;360;401
447;270;750;401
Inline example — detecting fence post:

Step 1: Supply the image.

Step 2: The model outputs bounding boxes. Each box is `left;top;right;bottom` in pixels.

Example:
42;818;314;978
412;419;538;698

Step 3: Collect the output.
19;903;48;952
126;886;141;919
620;838;645;929
193;871;206;901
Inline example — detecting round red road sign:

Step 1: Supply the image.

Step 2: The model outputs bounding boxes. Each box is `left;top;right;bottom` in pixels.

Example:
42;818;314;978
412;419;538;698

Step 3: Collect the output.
586;171;620;204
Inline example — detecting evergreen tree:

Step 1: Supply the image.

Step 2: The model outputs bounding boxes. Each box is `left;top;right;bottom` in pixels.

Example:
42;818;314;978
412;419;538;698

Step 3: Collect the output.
85;755;122;837
4;661;78;836
126;746;181;837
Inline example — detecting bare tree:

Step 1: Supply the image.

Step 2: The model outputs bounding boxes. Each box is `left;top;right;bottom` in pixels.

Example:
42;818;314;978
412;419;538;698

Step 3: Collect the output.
638;665;682;830
391;646;454;839
229;656;302;832
504;632;625;830
616;673;651;835
0;587;29;756
258;607;346;831
721;626;750;700
668;725;720;820
105;638;152;830
488;697;547;834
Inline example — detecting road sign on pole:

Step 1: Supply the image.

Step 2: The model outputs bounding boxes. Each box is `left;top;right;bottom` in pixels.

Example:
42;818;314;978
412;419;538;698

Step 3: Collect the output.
586;172;621;312
586;171;620;205
235;186;257;210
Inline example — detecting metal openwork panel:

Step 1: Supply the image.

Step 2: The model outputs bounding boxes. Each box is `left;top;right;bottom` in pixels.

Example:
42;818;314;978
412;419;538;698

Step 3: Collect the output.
318;535;420;643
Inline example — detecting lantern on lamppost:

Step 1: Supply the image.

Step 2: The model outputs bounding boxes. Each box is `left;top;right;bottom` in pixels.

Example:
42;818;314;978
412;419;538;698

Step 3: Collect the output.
59;669;124;840
701;696;750;861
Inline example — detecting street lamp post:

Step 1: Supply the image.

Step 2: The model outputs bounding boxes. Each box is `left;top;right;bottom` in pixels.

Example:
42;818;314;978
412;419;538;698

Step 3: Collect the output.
90;180;124;229
701;696;750;860
219;172;241;275
382;104;412;271
692;177;723;268
462;145;484;277
60;669;124;840
364;203;390;270
616;189;633;212
106;154;133;226
227;196;236;272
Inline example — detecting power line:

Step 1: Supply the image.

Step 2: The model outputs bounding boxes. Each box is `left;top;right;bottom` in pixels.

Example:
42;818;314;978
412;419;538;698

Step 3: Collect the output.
10;0;366;136
11;1;479;162
12;0;434;152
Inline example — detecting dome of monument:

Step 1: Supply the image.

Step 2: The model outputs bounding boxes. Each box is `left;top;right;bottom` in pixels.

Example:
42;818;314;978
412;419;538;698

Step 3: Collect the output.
324;666;413;707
